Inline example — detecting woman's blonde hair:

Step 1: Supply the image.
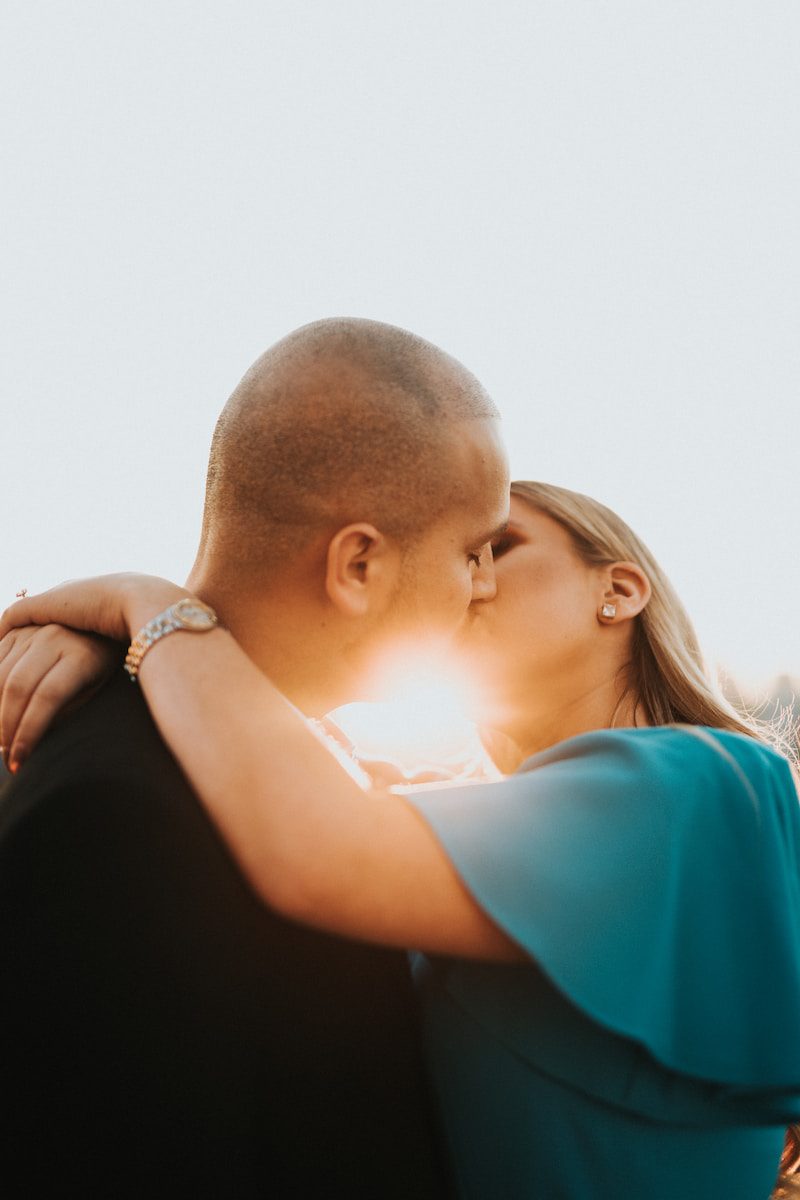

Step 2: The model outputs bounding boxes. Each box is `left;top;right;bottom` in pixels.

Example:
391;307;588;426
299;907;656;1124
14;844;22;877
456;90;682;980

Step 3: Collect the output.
510;480;797;761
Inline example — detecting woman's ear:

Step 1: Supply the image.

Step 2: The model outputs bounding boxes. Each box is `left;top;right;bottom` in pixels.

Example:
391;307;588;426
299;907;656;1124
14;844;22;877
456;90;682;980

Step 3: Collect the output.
324;524;401;618
597;561;652;625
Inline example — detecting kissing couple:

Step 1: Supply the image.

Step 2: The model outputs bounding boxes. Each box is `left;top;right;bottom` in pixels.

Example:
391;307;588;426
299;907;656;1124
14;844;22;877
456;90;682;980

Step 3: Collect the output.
1;318;799;1199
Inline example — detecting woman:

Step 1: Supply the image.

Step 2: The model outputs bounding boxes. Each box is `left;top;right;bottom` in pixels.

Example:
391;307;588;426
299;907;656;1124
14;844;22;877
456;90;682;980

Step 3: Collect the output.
2;481;799;1199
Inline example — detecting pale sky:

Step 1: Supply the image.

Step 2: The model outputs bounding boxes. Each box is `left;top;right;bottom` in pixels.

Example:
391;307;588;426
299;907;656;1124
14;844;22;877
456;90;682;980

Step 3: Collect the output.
2;1;798;693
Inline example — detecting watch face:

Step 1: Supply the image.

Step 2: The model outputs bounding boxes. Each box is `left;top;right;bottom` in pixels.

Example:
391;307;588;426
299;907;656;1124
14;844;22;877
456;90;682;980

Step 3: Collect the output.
173;597;218;631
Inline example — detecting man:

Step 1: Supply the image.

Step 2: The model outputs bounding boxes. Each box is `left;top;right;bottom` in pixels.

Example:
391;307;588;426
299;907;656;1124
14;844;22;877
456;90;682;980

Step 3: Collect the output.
0;318;509;1197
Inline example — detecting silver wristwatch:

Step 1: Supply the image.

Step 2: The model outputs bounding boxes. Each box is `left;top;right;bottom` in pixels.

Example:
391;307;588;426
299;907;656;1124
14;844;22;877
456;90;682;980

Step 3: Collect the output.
124;597;219;681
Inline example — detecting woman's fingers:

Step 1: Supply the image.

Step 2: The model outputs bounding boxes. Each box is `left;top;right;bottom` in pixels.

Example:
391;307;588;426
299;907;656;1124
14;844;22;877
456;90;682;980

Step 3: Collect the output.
356;758;461;791
0;626;120;771
0;575;130;642
0;629;42;759
0;626;38;672
0;590;73;637
5;658;85;771
0;573;184;643
0;630;55;766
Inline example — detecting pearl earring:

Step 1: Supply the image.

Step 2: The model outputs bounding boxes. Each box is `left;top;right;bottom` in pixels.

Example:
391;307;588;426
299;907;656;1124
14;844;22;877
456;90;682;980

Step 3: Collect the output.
601;603;616;619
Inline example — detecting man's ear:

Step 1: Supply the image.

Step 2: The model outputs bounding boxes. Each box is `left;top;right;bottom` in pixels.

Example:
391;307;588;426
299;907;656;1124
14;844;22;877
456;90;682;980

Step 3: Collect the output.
598;561;652;624
324;524;401;618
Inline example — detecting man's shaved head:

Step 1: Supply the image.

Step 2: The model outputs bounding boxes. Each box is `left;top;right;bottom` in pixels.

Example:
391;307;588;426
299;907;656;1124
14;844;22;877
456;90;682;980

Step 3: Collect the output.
200;318;500;576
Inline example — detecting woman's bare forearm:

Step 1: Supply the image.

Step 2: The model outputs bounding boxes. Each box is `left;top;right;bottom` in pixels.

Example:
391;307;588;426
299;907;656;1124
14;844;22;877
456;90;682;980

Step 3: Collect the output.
1;577;521;960
135;621;520;959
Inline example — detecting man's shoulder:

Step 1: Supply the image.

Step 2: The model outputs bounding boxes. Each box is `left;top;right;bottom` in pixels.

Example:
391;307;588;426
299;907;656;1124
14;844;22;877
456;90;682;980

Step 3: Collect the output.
16;670;182;788
0;670;192;840
0;669;266;931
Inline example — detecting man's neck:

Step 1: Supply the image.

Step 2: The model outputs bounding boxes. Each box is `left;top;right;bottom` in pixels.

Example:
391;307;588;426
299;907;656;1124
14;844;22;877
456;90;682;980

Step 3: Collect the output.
184;567;346;718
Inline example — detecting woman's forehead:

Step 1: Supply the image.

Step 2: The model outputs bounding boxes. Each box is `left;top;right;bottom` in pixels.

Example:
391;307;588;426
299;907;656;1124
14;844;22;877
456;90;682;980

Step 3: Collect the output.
507;499;575;549
508;496;550;531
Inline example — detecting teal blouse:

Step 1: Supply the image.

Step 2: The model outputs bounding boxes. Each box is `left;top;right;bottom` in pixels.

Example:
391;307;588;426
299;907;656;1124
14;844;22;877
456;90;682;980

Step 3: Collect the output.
409;726;800;1199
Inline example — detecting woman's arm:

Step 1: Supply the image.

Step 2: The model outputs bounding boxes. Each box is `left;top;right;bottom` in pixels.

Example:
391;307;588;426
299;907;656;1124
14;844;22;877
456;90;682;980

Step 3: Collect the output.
0;578;523;962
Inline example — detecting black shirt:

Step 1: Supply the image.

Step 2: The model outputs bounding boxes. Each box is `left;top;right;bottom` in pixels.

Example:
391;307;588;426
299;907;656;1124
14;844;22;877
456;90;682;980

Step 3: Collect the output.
0;671;450;1198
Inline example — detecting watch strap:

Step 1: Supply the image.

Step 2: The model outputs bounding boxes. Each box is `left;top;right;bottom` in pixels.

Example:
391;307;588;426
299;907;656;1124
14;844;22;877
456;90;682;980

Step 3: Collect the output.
124;598;218;681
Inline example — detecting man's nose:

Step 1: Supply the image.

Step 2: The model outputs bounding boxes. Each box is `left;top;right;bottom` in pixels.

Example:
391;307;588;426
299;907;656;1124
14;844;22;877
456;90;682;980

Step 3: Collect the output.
471;547;497;602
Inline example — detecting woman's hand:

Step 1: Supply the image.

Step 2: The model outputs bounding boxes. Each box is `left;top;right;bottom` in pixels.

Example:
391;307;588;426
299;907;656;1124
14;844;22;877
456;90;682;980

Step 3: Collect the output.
0;625;121;771
358;757;471;790
0;572;187;772
0;573;188;644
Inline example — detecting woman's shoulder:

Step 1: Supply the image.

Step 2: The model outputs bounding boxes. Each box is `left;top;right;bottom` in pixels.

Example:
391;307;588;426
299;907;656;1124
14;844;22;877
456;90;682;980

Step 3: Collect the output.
413;722;800;1096
518;723;796;804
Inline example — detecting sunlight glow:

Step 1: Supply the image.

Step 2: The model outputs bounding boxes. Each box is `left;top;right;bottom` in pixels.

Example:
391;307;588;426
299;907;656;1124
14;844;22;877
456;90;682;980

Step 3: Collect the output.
330;661;496;784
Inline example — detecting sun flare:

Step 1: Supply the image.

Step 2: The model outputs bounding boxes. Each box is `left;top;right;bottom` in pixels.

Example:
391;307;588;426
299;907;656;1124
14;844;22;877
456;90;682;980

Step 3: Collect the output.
329;660;496;785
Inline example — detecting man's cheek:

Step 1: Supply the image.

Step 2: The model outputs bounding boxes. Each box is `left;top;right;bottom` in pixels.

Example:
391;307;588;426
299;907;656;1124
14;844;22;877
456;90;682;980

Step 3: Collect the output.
441;576;472;629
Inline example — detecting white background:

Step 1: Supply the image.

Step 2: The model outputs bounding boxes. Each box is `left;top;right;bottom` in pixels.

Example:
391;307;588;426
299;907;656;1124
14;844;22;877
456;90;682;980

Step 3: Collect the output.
2;2;798;692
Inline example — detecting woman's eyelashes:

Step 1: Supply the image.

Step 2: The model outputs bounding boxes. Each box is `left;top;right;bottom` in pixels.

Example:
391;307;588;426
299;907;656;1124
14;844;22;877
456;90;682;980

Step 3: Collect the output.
491;530;522;560
471;530;520;566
